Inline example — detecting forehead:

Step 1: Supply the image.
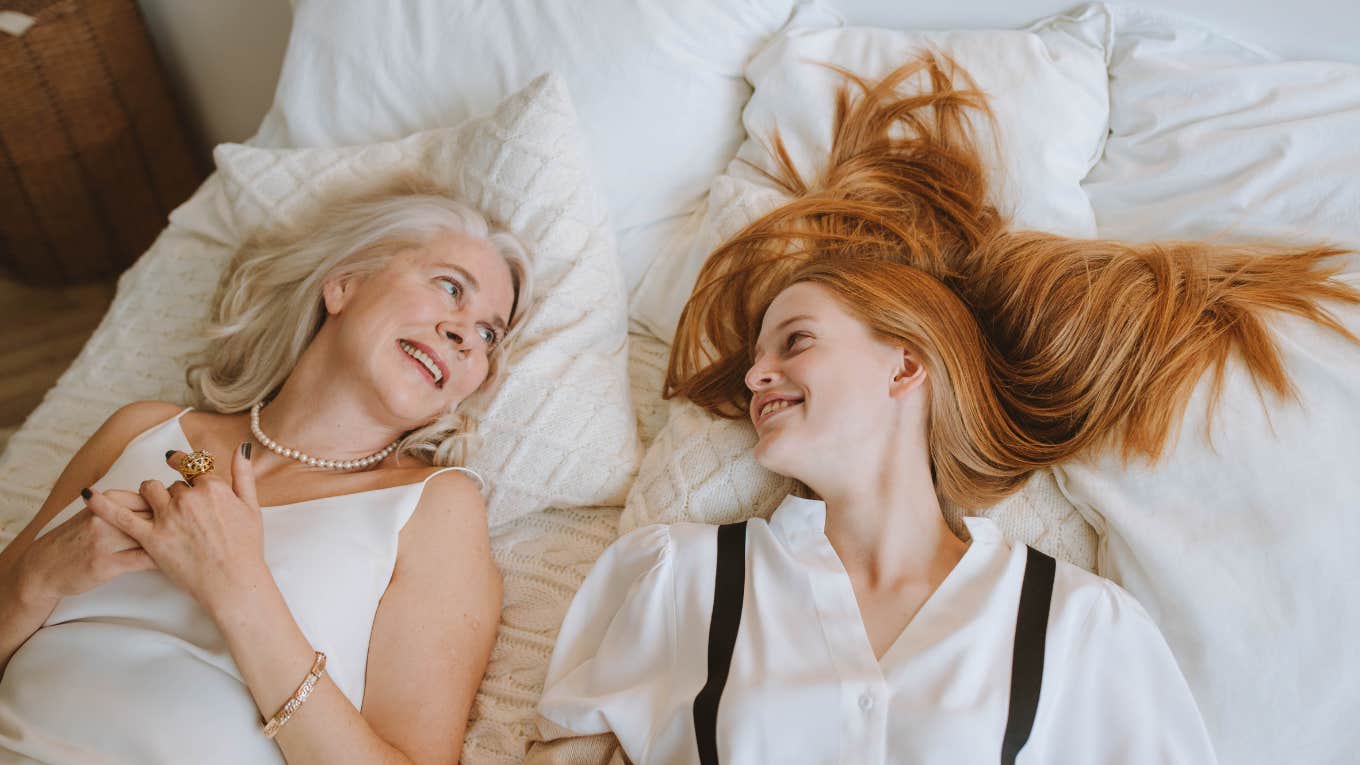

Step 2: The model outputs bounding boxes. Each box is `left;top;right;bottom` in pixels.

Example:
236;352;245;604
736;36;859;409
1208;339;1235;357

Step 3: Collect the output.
405;231;499;270
760;282;850;333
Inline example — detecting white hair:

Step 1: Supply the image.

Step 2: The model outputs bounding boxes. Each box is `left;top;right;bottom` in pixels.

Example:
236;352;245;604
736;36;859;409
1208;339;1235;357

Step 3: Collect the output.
187;177;534;466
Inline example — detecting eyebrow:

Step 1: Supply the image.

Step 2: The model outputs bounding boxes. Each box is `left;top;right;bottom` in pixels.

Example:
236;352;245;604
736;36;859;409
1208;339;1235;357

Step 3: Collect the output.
437;262;509;334
755;314;815;353
773;314;814;333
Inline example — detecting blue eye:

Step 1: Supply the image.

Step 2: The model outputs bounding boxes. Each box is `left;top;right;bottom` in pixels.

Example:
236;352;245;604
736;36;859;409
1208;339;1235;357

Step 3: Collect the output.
438;278;462;299
478;326;498;347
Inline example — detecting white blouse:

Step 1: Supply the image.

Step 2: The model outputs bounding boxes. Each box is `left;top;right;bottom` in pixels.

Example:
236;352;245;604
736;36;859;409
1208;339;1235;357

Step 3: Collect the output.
538;494;1217;764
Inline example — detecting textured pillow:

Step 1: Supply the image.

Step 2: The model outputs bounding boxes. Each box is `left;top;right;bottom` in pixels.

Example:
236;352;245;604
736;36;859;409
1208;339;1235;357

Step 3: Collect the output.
631;4;1112;341
1057;9;1360;762
0;73;637;538
252;0;798;291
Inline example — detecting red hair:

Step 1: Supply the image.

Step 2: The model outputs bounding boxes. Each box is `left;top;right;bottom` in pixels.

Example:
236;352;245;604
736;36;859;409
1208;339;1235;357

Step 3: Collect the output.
667;54;1359;509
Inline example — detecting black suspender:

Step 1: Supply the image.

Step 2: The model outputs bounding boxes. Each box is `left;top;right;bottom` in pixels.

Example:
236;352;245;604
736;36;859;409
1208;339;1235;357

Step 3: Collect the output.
692;521;748;765
692;524;1057;765
1000;546;1057;765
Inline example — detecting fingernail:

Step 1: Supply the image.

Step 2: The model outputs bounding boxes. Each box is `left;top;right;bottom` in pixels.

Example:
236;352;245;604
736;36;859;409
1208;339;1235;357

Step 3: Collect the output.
81;487;92;500
165;450;175;460
241;442;252;460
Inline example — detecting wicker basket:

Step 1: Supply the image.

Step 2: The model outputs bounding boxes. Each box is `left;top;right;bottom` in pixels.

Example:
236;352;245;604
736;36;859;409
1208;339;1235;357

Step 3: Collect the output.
0;0;206;285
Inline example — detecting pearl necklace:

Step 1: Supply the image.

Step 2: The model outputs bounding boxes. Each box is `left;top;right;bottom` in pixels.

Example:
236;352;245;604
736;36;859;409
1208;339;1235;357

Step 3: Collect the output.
249;402;399;471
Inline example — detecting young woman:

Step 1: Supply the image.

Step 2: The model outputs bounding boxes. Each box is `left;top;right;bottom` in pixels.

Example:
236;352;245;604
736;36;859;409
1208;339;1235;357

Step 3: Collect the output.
0;178;532;765
529;57;1358;764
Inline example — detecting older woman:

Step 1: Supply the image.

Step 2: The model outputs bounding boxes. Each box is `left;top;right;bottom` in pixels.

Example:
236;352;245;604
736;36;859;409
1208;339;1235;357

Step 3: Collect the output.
0;179;532;765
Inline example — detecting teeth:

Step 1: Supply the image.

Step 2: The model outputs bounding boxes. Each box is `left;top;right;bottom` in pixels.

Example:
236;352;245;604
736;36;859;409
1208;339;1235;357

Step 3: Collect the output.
760;399;797;418
399;341;444;384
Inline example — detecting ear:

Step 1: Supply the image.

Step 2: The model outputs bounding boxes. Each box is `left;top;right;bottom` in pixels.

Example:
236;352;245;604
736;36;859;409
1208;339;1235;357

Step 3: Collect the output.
321;273;355;316
888;346;928;399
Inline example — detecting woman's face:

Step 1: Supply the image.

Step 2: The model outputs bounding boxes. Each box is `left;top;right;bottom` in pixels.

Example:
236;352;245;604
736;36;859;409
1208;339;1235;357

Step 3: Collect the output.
746;282;922;484
322;231;516;427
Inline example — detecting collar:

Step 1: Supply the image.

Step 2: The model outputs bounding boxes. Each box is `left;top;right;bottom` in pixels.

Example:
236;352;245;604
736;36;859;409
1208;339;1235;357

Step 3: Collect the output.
767;492;1005;548
767;493;829;543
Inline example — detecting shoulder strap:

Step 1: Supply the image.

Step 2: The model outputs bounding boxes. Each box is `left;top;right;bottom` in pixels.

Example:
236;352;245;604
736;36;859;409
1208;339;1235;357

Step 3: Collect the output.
692;521;748;765
1000;546;1057;765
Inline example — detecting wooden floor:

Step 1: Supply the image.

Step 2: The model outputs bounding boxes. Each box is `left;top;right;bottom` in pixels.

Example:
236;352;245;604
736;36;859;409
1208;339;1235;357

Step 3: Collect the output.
0;277;117;453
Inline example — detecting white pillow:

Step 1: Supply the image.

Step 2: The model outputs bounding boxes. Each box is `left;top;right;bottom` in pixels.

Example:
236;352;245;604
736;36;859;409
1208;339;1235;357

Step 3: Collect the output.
631;3;1112;341
1082;6;1360;262
0;74;637;537
1054;278;1360;765
1057;9;1360;762
252;0;798;291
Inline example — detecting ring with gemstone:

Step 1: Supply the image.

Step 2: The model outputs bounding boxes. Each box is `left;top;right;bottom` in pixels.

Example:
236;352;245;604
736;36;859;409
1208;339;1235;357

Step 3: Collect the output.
178;450;215;482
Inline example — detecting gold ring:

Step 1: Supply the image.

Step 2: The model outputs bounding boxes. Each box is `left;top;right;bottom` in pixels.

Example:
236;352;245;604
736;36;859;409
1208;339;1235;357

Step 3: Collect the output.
178;450;215;482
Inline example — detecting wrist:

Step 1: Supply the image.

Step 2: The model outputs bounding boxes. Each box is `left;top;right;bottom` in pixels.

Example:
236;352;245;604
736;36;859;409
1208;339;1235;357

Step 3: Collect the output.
202;562;278;627
5;557;60;614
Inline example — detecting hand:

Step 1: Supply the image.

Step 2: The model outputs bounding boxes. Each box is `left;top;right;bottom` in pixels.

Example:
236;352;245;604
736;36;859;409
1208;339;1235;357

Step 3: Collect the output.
86;444;269;617
14;490;155;604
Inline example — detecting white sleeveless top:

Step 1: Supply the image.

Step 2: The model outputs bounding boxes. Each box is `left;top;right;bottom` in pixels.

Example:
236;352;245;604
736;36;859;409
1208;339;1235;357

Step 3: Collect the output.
0;408;482;764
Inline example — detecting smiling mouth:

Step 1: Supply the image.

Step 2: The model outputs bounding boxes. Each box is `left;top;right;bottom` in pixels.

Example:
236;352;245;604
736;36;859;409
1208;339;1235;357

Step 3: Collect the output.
398;340;445;388
756;398;802;426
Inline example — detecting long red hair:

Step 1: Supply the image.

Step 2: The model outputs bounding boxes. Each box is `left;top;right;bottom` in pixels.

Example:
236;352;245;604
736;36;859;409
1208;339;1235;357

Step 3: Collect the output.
667;54;1359;509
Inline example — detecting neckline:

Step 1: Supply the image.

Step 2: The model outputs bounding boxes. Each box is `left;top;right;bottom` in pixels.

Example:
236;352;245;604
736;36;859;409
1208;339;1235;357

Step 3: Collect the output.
172;419;449;510
795;508;984;673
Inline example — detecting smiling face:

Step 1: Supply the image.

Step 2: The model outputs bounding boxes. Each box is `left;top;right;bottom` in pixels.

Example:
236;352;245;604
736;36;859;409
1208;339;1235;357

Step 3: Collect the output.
746;281;928;486
319;230;517;428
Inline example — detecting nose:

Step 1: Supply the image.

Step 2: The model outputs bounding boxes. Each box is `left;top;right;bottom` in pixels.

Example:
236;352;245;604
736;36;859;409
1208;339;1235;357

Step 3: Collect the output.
438;321;471;357
744;354;780;392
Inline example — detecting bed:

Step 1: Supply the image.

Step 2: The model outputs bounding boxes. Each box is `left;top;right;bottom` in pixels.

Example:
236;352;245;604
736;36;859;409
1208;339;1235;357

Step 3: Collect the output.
2;1;1359;762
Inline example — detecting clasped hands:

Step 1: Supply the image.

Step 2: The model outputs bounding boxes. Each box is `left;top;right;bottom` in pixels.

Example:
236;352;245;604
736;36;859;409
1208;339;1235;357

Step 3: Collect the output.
21;446;268;616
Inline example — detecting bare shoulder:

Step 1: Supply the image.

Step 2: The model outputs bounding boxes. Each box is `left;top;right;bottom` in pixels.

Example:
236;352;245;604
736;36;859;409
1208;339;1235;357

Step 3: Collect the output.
50;399;184;491
397;468;495;577
98;400;186;444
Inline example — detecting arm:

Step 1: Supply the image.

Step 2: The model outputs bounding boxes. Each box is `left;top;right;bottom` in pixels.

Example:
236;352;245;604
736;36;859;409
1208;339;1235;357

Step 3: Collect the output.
91;450;499;765
533;525;675;762
0;400;179;676
1036;580;1218;765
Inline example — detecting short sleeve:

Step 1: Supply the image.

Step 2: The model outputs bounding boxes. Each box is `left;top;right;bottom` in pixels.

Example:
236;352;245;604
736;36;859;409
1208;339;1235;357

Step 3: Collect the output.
1032;579;1219;765
537;524;675;758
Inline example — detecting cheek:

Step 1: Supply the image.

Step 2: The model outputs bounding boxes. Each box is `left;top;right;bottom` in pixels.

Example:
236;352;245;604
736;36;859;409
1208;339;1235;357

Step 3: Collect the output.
451;356;493;399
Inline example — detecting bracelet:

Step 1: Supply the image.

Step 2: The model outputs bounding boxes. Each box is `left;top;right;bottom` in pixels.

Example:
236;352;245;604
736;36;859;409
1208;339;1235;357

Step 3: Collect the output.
262;651;327;739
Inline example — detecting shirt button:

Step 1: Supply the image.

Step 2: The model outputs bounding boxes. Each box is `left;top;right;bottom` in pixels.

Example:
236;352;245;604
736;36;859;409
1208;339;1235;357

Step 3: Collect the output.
858;693;874;711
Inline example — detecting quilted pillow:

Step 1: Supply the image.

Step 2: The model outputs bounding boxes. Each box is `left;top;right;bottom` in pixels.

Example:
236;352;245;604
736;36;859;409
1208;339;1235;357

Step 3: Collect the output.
0;73;638;537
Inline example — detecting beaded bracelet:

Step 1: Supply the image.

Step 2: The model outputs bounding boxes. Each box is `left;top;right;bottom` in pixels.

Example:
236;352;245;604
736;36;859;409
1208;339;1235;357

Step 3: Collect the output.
262;651;327;739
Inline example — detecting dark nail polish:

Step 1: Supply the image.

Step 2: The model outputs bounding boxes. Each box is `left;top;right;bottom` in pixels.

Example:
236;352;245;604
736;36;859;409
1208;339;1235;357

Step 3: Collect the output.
80;487;92;500
241;442;252;460
165;450;176;460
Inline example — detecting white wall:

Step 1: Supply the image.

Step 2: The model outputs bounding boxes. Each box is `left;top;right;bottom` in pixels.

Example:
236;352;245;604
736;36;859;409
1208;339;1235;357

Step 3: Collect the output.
134;1;1358;157
135;0;292;152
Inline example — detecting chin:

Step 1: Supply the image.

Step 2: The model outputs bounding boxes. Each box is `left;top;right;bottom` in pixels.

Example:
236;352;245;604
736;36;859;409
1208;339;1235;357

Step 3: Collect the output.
752;432;801;480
